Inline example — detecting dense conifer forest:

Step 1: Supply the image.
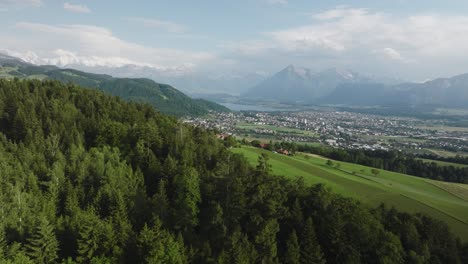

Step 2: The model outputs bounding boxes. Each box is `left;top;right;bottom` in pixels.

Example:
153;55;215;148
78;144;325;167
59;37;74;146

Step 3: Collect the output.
0;79;467;263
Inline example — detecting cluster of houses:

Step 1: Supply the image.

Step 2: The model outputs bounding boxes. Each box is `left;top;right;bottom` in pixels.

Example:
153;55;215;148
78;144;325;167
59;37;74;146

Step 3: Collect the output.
257;143;292;156
187;110;468;156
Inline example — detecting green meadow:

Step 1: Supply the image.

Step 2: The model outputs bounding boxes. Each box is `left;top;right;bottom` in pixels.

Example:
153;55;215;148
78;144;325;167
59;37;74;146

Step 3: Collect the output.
232;146;468;241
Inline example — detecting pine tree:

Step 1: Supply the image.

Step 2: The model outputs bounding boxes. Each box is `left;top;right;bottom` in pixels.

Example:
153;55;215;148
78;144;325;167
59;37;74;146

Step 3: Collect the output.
227;229;257;264
289;198;304;230
300;218;325;264
285;230;300;264
255;219;279;263
256;153;272;174
76;213;100;263
172;166;201;231
137;220;186;264
151;179;170;223
0;227;6;260
25;218;59;264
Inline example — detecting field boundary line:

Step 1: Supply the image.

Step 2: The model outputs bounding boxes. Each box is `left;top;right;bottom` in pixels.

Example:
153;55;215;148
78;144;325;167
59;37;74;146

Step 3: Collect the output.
400;194;468;225
425;180;468;203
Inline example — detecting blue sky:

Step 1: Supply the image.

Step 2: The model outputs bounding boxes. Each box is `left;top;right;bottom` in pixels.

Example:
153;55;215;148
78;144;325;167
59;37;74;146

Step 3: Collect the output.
2;0;468;81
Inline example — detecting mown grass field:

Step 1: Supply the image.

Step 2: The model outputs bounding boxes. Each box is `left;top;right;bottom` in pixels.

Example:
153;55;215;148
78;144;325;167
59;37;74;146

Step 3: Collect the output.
231;146;468;241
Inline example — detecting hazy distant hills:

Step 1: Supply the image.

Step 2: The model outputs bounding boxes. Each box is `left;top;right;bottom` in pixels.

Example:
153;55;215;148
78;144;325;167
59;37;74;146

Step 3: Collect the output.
243;64;468;108
395;74;468;108
324;73;468;108
4;52;468;110
67;64;266;95
243;65;372;103
0;54;228;116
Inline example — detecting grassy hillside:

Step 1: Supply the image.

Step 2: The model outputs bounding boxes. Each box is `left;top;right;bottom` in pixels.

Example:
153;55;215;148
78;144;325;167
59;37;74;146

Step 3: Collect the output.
0;55;228;116
232;146;468;241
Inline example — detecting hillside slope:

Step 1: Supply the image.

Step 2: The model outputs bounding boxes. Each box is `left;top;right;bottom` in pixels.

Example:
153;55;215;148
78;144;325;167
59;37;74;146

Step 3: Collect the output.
0;54;228;116
232;146;468;241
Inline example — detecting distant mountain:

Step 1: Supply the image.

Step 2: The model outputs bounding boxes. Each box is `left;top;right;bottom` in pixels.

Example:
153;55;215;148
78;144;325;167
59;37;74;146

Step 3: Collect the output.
323;73;468;108
321;82;392;106
0;54;228;116
394;74;468;108
243;64;468;109
66;64;266;95
242;65;371;103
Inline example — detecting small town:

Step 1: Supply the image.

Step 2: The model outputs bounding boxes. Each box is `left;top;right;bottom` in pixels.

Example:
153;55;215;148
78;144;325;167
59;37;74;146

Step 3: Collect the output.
184;110;468;154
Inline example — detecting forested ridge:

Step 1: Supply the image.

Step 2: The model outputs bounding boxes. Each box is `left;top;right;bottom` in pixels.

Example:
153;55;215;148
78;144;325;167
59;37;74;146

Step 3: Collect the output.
0;79;466;263
0;55;229;116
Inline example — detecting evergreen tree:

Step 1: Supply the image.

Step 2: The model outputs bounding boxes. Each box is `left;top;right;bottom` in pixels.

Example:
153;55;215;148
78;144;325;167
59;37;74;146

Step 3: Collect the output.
136;220;186;264
255;219;279;263
285;230;300;264
256;153;272;174
25;218;59;264
300;218;325;264
172;166;201;231
151;179;170;223
76;213;101;263
0;227;6;260
226;229;257;264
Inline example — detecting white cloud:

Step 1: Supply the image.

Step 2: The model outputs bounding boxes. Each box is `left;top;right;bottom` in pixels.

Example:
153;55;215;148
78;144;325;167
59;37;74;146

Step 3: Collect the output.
42;49;153;67
5;22;216;73
216;7;468;79
0;0;42;6
311;7;369;21
125;17;186;33
0;0;42;9
377;48;405;61
265;0;288;5
269;8;468;60
63;2;91;13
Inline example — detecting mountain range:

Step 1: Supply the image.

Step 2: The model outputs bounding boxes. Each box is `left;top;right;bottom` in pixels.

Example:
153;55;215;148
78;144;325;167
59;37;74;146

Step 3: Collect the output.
243;65;468;109
4;52;468;110
0;54;228;116
243;65;373;103
56;63;266;95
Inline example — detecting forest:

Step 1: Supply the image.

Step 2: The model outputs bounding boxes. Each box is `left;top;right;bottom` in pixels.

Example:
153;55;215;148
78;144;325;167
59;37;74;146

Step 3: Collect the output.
0;79;466;263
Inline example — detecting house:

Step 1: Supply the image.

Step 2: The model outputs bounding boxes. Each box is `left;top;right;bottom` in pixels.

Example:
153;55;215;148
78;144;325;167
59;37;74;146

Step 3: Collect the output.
216;134;229;140
259;143;269;149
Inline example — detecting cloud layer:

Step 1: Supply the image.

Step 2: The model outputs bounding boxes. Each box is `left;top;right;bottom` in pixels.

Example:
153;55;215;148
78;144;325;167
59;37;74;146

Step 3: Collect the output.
3;7;468;80
126;17;186;33
0;0;42;9
63;2;91;13
6;22;216;74
222;7;468;79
